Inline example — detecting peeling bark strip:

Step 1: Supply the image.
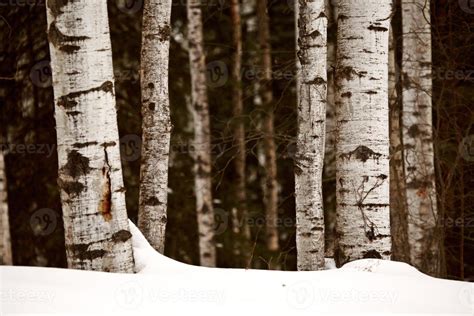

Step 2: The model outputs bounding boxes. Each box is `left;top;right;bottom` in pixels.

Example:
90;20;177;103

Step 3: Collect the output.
187;0;216;267
335;0;392;267
257;0;279;255
401;0;440;276
295;0;327;271
46;0;134;272
0;152;12;265
138;0;172;255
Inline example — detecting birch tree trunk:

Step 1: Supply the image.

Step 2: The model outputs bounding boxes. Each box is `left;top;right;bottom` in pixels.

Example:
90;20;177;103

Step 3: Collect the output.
46;0;134;272
334;0;392;266
295;0;327;271
389;27;410;263
138;0;172;254
230;0;251;265
401;0;439;275
187;0;216;267
0;152;12;265
257;0;279;253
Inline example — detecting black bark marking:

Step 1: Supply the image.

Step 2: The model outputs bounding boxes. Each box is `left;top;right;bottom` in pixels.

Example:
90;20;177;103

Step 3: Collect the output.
57;81;114;109
148;102;156;111
69;243;107;260
66;111;81;116
112;230;132;243
160;216;167;224
368;25;388;32
363;250;382;259
62;150;90;177
307;30;322;39
341;92;352;98
201;203;210;214
145;197;161;206
340;146;382;162
73;141;98;149
159;24;171;42
407;124;420;138
338;14;348;21
99;147;112;222
58;179;85;196
336;66;367;82
102;141;117;148
48;22;89;53
47;0;71;17
305;77;326;85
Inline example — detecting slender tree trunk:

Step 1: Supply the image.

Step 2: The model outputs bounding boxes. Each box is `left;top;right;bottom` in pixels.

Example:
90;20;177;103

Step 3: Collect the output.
295;0;327;271
389;26;410;263
187;0;216;267
138;0;172;254
334;0;392;266
46;0;134;272
323;0;337;258
257;0;279;254
230;0;251;265
0;152;12;265
401;0;439;275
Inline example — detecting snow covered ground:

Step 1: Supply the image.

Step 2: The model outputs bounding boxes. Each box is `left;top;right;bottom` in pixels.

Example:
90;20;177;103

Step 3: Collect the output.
1;221;472;315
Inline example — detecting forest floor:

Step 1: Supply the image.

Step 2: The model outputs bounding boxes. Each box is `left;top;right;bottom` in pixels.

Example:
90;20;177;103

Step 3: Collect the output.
1;222;472;315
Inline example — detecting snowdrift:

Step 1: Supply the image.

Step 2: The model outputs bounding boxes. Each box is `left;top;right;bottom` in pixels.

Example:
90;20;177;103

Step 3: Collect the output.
1;221;472;315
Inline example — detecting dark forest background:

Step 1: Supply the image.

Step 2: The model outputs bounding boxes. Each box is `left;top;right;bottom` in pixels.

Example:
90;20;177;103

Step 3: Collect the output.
0;0;472;280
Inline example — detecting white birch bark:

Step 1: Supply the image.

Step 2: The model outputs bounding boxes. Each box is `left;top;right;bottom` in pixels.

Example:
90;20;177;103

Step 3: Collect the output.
335;0;392;266
0;152;12;265
295;0;327;271
187;0;216;267
401;0;439;275
257;0;279;253
138;0;172;254
46;0;134;272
